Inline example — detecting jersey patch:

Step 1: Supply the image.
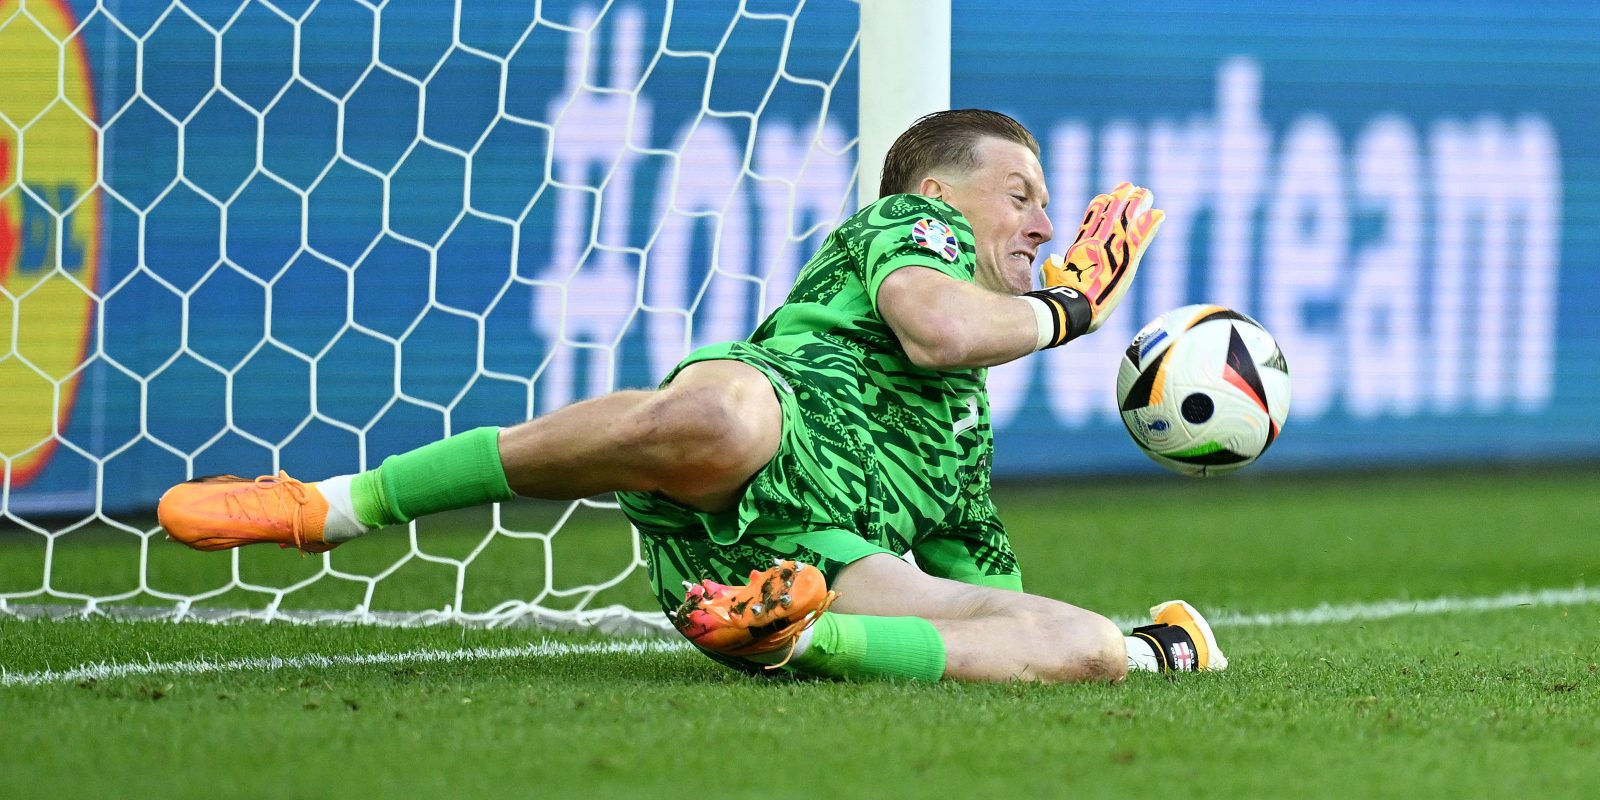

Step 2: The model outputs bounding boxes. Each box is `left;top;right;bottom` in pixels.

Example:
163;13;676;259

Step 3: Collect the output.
910;218;959;261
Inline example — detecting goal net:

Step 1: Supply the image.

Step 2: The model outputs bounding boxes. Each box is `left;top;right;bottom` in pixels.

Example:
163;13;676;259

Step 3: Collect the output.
0;0;910;631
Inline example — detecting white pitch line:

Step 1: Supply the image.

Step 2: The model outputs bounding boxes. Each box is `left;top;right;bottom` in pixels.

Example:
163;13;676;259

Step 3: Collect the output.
6;584;1596;688
1;638;690;689
1108;583;1600;631
1211;584;1600;628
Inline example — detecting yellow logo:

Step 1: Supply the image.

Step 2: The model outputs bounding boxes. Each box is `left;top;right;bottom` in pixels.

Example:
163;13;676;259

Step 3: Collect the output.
0;0;101;487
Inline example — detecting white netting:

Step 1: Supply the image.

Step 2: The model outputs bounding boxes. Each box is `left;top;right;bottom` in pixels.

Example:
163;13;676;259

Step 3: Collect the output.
0;0;860;630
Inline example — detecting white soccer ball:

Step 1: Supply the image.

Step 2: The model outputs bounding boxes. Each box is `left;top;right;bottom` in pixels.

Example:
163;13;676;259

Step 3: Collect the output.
1116;304;1291;476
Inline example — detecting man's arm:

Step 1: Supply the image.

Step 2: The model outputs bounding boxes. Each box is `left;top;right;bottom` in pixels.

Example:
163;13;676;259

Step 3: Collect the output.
877;265;1038;370
878;183;1164;371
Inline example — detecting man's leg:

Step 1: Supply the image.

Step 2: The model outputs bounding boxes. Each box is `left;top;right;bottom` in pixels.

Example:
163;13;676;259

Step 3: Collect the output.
822;553;1128;683
682;552;1223;683
158;360;781;550
495;359;780;511
673;553;1125;683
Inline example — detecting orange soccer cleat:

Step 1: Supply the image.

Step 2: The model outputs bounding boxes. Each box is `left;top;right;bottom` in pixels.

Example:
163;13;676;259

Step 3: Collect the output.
157;472;336;553
672;560;837;668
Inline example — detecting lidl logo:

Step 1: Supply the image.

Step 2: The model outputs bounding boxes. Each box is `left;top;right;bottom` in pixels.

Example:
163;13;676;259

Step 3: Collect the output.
0;0;100;487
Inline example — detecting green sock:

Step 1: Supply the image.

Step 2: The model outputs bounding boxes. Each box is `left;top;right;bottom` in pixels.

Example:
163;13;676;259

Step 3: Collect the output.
791;613;946;681
349;427;516;528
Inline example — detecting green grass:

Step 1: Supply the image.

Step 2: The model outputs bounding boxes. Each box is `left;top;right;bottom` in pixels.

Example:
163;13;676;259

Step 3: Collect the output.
3;467;1598;799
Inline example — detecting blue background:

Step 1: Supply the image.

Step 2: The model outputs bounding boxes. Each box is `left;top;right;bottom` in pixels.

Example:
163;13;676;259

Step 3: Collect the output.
5;0;1599;516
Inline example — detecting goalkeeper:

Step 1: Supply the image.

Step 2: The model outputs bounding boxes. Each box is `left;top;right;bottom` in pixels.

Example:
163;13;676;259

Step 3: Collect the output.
159;109;1225;682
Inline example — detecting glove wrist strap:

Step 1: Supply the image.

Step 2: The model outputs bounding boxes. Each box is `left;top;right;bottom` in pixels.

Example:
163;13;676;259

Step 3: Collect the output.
1023;287;1093;350
1129;623;1200;673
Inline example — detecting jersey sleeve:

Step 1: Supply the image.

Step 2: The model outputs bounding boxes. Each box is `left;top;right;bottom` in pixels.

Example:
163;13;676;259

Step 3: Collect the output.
845;194;978;312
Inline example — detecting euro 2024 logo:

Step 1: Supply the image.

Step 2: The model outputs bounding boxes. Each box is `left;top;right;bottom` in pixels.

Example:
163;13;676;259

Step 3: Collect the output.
0;0;101;488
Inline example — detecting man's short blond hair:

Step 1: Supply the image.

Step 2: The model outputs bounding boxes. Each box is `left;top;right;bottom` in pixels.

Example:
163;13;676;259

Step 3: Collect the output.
878;109;1041;199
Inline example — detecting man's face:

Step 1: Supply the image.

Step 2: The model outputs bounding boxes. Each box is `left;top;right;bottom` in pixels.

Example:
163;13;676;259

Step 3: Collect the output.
925;137;1053;295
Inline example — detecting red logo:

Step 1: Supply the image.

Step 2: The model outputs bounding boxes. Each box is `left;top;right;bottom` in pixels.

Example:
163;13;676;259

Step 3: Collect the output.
0;140;17;282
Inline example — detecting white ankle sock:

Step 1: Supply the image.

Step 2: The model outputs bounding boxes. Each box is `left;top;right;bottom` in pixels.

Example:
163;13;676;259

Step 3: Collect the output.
317;474;371;543
1125;635;1161;673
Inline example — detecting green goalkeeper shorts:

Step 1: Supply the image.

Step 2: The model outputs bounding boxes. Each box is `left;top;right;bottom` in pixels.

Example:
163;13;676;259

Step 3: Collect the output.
616;340;1022;631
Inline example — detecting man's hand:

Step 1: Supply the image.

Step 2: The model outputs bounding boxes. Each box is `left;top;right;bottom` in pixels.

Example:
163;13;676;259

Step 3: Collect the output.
1027;183;1165;346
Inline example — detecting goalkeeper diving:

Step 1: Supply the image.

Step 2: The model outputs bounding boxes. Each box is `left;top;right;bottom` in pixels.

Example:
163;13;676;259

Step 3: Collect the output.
159;109;1224;681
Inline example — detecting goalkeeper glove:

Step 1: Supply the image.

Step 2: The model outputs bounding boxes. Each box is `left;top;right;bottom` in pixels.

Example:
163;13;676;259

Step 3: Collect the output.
1025;182;1164;348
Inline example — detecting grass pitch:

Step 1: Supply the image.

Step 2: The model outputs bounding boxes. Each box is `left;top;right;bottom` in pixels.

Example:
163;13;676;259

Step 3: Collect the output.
3;467;1597;799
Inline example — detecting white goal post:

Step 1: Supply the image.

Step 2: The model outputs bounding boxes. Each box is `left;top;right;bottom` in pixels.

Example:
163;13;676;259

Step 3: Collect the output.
0;0;948;630
857;0;948;206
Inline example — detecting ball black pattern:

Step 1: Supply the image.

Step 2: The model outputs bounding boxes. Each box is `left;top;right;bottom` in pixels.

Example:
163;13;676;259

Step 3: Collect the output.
1181;393;1214;424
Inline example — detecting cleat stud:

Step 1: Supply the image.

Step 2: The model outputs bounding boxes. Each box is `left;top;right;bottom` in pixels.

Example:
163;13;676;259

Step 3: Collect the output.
780;594;792;607
750;603;765;616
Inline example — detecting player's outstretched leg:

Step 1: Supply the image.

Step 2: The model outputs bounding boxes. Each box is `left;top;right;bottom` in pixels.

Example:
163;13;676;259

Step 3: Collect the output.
1125;600;1228;673
159;361;780;553
157;425;513;553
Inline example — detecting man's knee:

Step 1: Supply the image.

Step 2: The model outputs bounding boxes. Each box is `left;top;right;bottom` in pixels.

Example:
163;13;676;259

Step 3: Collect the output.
634;362;780;495
1040;607;1128;683
997;601;1126;683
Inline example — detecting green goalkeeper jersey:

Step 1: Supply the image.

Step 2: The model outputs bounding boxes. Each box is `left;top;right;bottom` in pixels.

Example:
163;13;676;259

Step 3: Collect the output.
748;192;994;532
618;193;1019;615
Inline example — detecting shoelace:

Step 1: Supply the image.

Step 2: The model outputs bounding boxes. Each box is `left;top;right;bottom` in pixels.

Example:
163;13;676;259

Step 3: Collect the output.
218;472;311;551
672;582;838;668
763;589;838;670
674;565;838;669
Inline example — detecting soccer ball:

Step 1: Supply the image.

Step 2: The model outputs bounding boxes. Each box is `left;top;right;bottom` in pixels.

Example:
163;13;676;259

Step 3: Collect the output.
1116;304;1291;476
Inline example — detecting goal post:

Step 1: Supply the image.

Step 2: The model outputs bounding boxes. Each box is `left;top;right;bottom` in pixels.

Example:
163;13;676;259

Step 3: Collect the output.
0;0;951;630
857;0;949;206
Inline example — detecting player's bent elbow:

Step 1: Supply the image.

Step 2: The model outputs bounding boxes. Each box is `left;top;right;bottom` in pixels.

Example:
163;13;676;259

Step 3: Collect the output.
899;333;976;372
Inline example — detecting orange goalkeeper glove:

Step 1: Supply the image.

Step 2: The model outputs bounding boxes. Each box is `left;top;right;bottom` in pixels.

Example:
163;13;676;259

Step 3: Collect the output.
1025;182;1165;348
